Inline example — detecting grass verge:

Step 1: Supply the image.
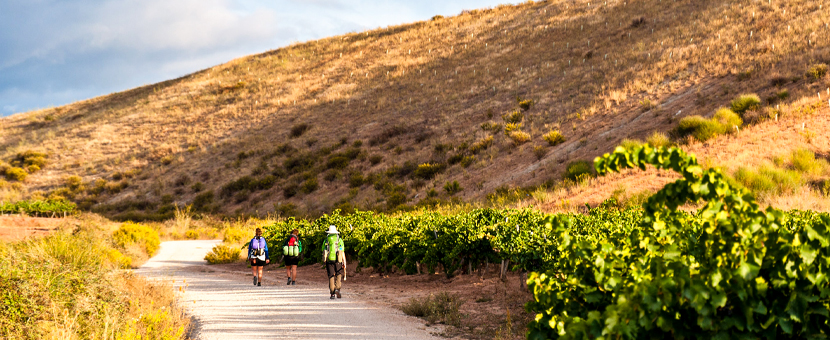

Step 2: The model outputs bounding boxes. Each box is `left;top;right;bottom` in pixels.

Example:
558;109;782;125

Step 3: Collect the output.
0;220;189;339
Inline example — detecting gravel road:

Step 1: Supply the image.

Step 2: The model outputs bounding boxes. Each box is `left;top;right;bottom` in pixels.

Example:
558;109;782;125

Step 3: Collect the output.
137;240;440;340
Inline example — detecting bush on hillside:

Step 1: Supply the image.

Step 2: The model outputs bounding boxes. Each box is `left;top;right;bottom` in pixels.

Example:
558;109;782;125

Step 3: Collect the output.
113;222;161;258
502;110;523;124
413;163;446;180
460;155;476;168
300;178;318;194
673;115;727;142
646;131;672;148
469;136;494;154
11;151;47;171
808;63;828;80
204;244;241;264
2;166;27;181
192;190;214;211
789;149;828;175
730;94;761;115
444;181;462;195
619;138;644;150
518;99;534;111
543;130;566;146
503;123;522;134
713;107;743;132
508;131;531;145
563;160;594;181
289;123;310;138
733;165;803;195
533;146;547;160
481;121;503;134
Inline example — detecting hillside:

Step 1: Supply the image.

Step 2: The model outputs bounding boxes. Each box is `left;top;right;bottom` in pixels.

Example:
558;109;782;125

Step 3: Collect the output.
1;0;829;218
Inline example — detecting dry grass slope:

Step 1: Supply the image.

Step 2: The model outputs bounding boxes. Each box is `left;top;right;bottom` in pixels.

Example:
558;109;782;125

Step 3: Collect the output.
1;0;830;217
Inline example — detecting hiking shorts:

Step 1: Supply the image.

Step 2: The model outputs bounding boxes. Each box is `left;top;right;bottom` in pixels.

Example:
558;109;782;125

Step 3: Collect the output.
326;261;343;278
284;255;300;267
251;258;268;267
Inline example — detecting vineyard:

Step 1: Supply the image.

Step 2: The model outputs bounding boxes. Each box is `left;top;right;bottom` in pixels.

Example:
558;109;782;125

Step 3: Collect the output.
264;145;830;338
0;199;76;217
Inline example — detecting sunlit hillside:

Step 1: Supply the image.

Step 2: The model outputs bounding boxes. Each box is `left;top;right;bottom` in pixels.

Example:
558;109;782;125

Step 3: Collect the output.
1;0;829;218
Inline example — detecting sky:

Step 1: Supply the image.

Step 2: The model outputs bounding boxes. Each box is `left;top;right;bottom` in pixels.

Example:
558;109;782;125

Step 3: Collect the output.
0;0;521;117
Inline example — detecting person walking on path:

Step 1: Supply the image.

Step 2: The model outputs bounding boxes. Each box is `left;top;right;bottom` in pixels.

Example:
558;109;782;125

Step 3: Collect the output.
283;229;302;285
322;225;346;299
248;228;270;286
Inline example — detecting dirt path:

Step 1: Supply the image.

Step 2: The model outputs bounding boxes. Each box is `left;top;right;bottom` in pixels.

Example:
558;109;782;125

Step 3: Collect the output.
137;240;441;340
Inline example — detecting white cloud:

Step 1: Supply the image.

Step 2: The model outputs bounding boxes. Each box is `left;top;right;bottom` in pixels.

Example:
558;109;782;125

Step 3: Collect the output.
0;0;520;116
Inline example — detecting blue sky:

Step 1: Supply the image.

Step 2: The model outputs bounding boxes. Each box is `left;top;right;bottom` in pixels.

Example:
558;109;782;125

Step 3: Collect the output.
0;0;519;116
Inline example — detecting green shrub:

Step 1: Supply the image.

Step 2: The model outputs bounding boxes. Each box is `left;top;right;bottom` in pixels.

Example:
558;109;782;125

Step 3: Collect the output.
348;171;364;188
460;156;476;168
543;130;565;146
673;115;726;142
639;98;656;112
401;292;463;326
503;123;522;134
300;178;318;194
481;121;503;134
619;138;643;150
733;165;802;195
533;145;547;160
518;99;535;111
713;107;742;132
106;248;133;269
502;110;523;123
283;184;299;198
508;130;531;145
412;163;446;180
11;151;47;170
223;227;247;243
325;155;350;169
289;123;310;138
469;136;493;154
789;149;828;175
3;167;27;181
204;244;241;264
192;190;214;211
563;160;594;181
646;131;672;148
444;181;462;195
160;155;174;165
369;154;384;165
185;230;199;240
730;94;760;115
113;222;161;257
807;63;828;80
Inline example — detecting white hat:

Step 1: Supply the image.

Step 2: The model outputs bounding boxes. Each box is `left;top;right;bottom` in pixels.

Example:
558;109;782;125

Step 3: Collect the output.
326;225;339;234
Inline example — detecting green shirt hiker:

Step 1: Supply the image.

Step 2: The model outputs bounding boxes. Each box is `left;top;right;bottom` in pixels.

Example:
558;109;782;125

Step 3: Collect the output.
322;225;346;299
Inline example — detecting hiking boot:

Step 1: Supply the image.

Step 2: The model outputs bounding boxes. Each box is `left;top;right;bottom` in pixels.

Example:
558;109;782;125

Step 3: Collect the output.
291;280;296;285
335;289;341;299
258;281;262;286
253;276;258;286
287;277;292;285
330;294;336;299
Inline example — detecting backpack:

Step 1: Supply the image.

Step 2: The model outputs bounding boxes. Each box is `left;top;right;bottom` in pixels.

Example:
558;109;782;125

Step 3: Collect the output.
323;234;341;262
283;234;300;256
251;237;266;257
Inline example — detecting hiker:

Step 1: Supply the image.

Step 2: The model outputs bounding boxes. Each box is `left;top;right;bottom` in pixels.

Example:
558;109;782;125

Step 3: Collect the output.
322;225;346;299
283;229;302;285
248;228;270;286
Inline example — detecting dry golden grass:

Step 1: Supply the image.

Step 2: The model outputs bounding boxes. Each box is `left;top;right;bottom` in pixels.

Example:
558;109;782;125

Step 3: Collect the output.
1;0;830;216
